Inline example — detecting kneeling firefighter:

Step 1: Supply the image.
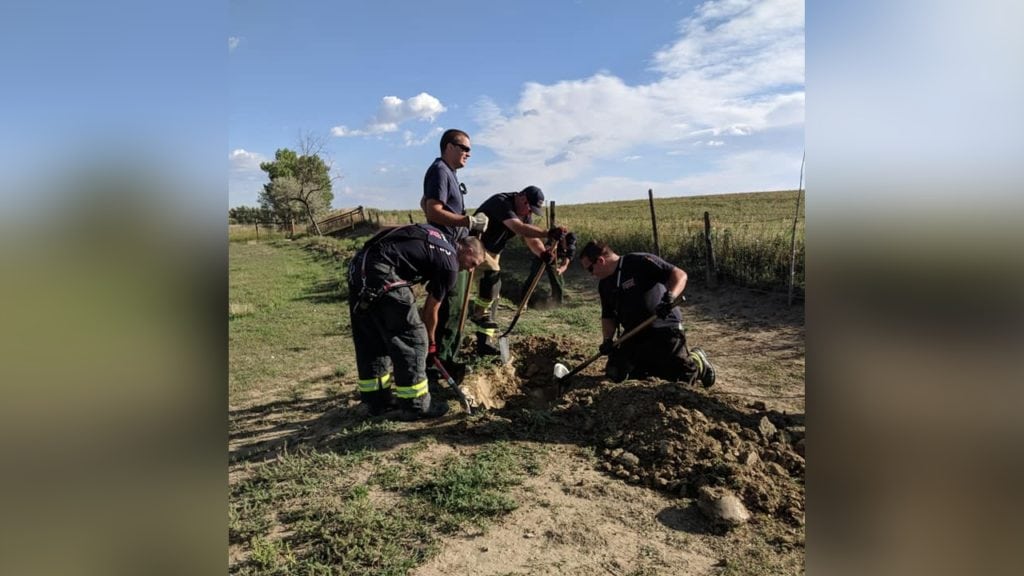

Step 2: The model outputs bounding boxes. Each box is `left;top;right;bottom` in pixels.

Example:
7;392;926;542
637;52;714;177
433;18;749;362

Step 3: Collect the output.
347;223;485;419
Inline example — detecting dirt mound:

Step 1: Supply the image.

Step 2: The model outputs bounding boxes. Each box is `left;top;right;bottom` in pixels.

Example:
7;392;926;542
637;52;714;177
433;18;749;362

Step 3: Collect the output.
454;335;805;527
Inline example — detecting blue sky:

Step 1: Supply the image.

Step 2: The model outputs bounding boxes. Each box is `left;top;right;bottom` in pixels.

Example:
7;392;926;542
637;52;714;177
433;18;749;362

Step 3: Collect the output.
230;0;804;210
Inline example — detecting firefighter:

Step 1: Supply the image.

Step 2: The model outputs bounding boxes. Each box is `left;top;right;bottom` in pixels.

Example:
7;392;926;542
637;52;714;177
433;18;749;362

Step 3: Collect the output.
468;186;569;355
578;239;716;387
348;223;484;419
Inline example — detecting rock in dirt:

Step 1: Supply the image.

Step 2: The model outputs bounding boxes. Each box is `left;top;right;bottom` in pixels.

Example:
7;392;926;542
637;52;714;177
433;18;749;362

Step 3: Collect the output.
697;486;751;528
616;451;640;467
758;416;777;440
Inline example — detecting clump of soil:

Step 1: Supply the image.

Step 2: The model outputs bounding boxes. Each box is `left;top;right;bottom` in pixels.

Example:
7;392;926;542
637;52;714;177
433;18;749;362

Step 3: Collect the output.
456;335;805;527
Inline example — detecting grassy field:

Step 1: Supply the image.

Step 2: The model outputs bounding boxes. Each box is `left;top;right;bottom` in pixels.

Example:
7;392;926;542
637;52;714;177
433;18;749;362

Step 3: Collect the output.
368;190;805;294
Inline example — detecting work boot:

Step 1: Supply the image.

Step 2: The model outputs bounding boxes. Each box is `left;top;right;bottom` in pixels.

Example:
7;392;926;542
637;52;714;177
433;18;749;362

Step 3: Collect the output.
396;393;450;421
476;333;501;357
690;347;717;388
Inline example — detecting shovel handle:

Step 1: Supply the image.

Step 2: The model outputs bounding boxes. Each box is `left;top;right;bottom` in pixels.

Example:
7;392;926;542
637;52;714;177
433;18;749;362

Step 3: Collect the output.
499;259;548;339
432;357;473;414
454;267;476;358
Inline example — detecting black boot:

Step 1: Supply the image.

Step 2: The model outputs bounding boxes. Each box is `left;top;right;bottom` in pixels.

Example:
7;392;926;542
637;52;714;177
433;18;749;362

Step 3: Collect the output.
476;332;501;356
396;393;450;421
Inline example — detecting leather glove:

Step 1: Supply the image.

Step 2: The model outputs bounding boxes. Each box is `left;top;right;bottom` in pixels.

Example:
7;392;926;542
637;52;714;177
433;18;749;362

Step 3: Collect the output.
426;342;438;367
599;338;615;356
547;225;567;242
542;248;557;266
469;212;489;233
655;292;675;319
558;232;577;260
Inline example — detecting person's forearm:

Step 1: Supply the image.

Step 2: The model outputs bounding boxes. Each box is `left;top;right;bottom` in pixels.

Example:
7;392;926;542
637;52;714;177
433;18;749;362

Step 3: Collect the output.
422;296;442;344
424;201;468;228
664;268;688;299
601;318;617;340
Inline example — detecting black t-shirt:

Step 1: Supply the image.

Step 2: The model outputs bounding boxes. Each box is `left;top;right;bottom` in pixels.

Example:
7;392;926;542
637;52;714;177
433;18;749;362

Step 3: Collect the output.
473;192;533;254
421;157;466;241
598;253;681;332
362;224;459;301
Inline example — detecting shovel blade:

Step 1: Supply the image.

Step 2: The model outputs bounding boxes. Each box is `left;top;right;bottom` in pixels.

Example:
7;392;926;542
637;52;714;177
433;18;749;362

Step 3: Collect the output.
553;362;569;379
498;336;511;364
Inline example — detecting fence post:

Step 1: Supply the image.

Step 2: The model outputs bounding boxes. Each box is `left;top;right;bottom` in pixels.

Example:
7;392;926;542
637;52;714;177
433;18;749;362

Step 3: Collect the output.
254;221;259;242
408;212;413;224
788;152;805;305
703;211;717;288
648;189;661;257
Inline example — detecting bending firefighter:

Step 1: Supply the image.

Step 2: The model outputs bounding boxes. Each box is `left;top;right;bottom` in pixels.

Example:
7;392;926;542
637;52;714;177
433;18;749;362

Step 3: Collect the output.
578;240;716;386
347;223;484;419
469;186;574;355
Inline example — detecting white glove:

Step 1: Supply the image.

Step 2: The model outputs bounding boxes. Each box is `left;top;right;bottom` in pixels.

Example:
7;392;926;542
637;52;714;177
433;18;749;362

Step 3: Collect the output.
469;212;489;233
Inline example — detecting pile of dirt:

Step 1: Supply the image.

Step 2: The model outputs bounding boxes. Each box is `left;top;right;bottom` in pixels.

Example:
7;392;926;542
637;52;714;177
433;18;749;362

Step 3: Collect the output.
459;335;805;528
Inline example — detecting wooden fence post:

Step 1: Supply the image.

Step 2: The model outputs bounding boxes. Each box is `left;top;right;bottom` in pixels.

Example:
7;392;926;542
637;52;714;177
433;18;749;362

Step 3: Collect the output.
703;211;717;288
648;189;661;257
408;212;413;224
788;152;805;305
254;221;259;242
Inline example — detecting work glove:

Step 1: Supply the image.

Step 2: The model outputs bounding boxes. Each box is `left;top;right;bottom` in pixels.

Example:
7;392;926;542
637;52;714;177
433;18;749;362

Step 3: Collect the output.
655;292;675;319
547;225;568;242
599;338;615;356
542;248;557;266
426;342;438;367
558;232;577;261
468;212;489;233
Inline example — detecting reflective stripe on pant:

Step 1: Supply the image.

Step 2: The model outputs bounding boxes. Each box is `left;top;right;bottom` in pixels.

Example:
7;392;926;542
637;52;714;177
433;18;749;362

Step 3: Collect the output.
394;378;428;399
357;373;392;393
349;283;429;394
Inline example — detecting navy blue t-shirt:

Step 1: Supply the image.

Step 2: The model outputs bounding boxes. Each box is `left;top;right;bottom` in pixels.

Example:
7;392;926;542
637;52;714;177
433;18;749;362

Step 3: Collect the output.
474;192;533;254
598;253;682;332
422;157;466;241
363;224;459;301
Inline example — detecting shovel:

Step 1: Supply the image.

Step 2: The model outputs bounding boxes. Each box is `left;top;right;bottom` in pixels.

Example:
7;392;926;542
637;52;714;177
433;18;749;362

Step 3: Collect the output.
453;267;476;361
496;259;548;364
432;356;473;414
554;294;685;393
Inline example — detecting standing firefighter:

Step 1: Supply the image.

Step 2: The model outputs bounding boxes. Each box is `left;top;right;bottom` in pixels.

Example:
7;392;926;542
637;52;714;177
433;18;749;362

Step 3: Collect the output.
348;223;484;420
420;128;488;373
469;186;572;355
578;240;717;386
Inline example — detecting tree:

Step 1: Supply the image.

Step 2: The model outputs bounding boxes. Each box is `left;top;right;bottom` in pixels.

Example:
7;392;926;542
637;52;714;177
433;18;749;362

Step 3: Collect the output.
258;134;336;235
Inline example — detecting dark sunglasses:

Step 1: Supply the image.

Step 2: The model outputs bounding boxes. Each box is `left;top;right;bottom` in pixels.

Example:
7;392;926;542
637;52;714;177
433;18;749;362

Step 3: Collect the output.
451;142;471;153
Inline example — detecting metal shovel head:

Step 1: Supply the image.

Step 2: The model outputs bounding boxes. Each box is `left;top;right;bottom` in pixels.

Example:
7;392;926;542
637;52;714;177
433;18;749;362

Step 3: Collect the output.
553;362;570;379
498;336;511;364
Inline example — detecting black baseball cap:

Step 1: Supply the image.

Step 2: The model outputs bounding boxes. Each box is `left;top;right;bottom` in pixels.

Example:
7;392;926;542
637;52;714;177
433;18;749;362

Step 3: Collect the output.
521;186;544;215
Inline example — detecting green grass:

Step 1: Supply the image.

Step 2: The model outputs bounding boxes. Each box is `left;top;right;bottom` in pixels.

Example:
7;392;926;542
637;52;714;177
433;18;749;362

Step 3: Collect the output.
229;240;353;400
371;190;804;293
230;440;544;575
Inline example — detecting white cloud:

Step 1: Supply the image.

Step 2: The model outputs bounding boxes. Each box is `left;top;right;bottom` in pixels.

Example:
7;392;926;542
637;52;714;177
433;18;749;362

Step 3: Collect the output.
229;149;265;172
332;92;447;138
228;36;240;52
403;126;444;147
471;0;803;200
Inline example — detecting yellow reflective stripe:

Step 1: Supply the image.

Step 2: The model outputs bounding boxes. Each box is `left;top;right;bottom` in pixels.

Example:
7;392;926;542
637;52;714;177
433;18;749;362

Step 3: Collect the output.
690;353;704;372
357;374;392;392
394;379;428;399
475;327;497;337
473;298;493;308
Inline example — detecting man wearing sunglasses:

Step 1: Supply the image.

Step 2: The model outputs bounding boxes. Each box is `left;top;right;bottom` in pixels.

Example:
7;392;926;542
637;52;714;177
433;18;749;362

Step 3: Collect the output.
420;129;489;377
578;240;716;387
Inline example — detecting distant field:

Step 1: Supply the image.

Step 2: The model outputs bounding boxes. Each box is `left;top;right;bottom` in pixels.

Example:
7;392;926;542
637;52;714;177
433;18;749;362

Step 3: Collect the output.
368;190;805;294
